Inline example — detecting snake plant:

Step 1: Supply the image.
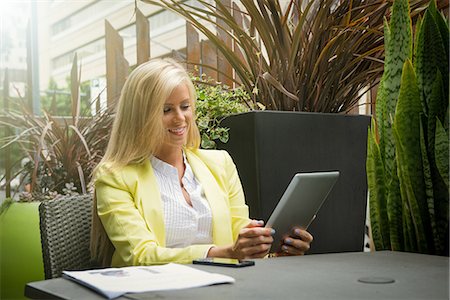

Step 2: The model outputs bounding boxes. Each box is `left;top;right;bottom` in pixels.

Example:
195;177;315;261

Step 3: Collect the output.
367;0;448;255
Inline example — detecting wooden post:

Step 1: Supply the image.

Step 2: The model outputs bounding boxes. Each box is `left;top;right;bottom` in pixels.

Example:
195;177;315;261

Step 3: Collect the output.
3;69;11;198
186;22;200;76
105;20;129;108
232;2;246;85
216;0;233;87
201;40;218;80
136;9;150;65
70;54;80;126
26;21;33;112
29;1;40;115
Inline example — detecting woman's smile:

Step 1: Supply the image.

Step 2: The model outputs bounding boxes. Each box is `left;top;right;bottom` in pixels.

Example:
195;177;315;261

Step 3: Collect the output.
168;126;187;136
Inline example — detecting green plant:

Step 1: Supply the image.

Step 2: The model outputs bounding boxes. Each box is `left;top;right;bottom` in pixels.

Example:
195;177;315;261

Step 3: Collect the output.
193;75;250;148
41;77;92;116
142;0;433;112
367;0;448;255
0;55;113;200
0;198;13;215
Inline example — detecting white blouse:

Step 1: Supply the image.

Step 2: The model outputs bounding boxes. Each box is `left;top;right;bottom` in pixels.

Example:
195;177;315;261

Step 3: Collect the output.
150;155;213;250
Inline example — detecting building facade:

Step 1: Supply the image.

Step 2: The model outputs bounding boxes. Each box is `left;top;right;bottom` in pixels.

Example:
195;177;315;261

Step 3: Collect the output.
36;0;190;104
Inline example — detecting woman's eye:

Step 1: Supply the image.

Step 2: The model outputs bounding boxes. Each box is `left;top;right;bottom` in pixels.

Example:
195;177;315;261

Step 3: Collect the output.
163;107;171;113
181;104;190;110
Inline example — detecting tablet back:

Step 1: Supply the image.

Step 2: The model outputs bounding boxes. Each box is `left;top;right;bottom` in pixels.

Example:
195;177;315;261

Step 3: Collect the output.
266;171;339;253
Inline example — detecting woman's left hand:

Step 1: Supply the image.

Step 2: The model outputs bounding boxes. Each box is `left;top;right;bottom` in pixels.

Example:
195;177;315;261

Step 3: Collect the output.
277;227;313;256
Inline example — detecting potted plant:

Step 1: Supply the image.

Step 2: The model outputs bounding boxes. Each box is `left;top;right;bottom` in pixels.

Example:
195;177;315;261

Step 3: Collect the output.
192;74;250;149
0;55;113;299
367;0;448;255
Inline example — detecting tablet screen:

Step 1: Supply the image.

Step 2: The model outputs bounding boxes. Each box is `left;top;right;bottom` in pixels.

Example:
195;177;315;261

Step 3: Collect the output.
266;171;339;253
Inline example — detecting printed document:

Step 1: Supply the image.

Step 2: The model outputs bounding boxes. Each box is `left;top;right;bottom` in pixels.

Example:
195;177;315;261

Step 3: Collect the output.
63;263;235;299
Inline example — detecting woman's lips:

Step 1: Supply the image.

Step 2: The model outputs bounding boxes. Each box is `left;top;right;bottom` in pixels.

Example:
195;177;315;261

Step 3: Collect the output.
168;127;186;136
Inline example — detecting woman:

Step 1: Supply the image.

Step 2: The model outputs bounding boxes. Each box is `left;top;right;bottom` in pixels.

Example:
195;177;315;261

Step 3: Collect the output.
91;58;313;267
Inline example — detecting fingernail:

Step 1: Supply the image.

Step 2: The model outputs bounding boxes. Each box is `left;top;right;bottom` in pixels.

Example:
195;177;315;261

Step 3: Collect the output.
285;238;292;245
282;245;288;252
257;220;264;225
270;228;276;235
295;229;301;236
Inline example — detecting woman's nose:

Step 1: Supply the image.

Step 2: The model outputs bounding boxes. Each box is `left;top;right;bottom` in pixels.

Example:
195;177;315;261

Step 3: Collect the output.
173;108;184;121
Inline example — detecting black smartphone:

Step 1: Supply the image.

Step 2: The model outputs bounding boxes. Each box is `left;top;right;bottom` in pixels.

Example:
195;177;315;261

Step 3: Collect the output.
193;258;255;268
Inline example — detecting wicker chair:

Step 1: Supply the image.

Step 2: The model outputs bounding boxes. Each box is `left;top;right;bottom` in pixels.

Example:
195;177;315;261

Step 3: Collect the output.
39;194;94;279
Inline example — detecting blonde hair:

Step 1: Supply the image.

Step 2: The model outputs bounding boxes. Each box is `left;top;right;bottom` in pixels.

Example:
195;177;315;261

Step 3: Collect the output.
101;58;200;169
91;58;200;266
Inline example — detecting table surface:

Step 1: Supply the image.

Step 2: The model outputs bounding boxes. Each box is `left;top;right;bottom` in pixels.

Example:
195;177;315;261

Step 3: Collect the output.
25;251;449;300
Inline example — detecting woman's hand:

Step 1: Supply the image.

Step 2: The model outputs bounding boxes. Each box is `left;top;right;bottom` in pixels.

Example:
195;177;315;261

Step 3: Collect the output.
276;227;313;256
230;220;274;259
208;220;274;259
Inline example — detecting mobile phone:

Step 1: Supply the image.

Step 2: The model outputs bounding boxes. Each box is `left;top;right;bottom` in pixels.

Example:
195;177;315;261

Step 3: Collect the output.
192;258;255;268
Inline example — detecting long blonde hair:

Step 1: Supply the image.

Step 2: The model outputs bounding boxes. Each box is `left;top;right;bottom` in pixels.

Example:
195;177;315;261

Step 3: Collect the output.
101;58;200;169
91;58;200;266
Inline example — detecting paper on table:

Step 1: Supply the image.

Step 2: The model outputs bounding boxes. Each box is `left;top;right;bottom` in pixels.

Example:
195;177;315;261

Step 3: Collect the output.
63;263;235;299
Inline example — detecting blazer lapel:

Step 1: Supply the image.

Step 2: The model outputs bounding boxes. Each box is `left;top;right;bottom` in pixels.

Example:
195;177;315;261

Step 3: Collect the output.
186;150;233;245
137;159;166;246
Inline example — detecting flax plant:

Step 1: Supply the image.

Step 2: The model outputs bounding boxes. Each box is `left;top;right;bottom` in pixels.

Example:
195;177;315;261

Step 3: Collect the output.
0;55;113;199
142;0;432;112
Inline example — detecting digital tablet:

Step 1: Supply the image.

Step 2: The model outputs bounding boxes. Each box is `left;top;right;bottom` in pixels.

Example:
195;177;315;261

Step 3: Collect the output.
266;171;339;253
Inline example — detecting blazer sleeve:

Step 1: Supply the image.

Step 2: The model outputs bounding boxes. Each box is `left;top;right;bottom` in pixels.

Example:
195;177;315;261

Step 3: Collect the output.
222;151;251;240
95;166;214;266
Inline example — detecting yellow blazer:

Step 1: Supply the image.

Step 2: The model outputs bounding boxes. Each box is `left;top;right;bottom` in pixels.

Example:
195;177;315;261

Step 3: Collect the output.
95;149;250;266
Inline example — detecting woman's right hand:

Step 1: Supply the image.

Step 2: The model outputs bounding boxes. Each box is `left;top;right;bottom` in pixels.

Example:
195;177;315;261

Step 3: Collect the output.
231;220;274;259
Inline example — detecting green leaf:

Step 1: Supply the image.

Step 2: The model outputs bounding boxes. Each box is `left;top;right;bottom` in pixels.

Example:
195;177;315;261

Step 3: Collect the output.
383;0;413;115
434;119;449;190
393;60;426;209
427;0;449;96
367;121;390;250
402;198;416;252
375;73;387;166
218;130;229;143
378;0;413;181
414;2;447;111
419;118;439;254
387;159;403;251
201;133;215;149
426;71;445;158
393;124;428;253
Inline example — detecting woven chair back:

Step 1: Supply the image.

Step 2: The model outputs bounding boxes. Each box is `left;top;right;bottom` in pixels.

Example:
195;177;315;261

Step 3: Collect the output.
39;194;93;279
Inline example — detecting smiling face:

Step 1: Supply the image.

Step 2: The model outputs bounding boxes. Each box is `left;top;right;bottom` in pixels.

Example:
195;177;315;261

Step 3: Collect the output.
160;83;193;151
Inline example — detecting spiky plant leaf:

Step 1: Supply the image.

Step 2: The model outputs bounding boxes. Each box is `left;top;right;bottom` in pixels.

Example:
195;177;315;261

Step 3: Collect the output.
379;0;412;181
426;70;445;161
427;0;449;97
386;159;403;251
401;183;413;252
393;59;427;219
393;124;428;253
419;117;439;254
375;20;389;165
414;1;447;111
434;119;449;189
367;120;390;250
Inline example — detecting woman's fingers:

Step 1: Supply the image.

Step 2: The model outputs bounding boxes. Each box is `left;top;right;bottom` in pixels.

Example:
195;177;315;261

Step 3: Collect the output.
236;229;274;247
291;227;313;243
281;237;310;255
232;226;274;259
276;228;314;256
241;226;273;238
246;219;265;228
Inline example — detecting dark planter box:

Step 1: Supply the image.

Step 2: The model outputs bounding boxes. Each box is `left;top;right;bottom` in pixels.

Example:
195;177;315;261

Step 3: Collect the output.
218;111;371;254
